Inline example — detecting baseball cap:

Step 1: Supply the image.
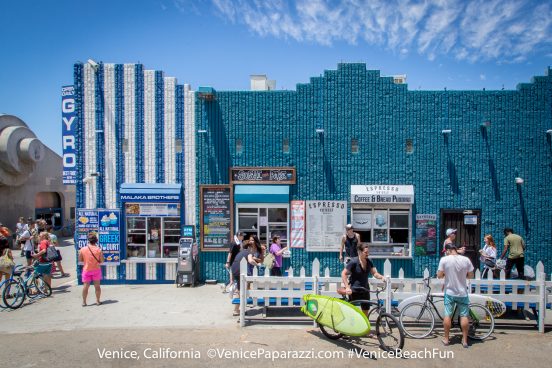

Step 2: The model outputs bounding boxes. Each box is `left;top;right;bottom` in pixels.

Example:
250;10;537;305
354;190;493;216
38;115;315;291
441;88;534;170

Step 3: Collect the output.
445;228;457;237
346;224;353;230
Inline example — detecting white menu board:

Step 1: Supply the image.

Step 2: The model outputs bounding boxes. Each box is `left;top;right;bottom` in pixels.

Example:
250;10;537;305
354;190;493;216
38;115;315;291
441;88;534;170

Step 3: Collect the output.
306;200;347;252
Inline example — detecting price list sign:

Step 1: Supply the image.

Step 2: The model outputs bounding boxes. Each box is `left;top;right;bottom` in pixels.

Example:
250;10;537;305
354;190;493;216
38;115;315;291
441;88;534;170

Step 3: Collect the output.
200;185;233;251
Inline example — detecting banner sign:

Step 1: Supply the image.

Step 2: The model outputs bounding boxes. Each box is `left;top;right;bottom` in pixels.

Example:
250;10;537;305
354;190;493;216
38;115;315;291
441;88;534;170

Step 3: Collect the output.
124;203;180;217
61;86;77;184
200;185;233;251
230;167;296;184
76;209;121;264
415;214;437;256
290;200;305;248
120;194;180;202
306;201;347;252
351;185;414;204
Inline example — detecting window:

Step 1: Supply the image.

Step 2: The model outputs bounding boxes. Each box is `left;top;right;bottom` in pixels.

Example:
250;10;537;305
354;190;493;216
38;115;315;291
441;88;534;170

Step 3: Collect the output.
237;204;289;247
351;138;359;153
351;208;411;257
175;139;183;153
283;138;290;153
406;139;413;153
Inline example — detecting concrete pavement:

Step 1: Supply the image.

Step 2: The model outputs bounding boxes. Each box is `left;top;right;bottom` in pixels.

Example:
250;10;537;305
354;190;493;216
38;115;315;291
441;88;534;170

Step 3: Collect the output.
1;237;551;367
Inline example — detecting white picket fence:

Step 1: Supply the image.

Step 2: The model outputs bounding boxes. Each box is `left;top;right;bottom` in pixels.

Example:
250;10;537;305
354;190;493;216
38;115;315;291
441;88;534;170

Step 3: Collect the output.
237;258;552;332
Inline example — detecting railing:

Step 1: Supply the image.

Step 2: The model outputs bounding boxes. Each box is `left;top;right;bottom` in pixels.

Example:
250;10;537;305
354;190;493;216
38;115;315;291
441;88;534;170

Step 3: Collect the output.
237;258;551;332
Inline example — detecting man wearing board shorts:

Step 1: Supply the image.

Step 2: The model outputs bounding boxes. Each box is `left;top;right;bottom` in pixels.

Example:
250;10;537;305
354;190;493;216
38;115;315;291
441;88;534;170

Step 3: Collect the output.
437;243;474;348
78;232;104;306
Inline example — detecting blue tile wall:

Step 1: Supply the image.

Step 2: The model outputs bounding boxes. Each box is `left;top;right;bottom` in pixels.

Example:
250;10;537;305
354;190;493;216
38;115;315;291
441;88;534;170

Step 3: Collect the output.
196;63;552;282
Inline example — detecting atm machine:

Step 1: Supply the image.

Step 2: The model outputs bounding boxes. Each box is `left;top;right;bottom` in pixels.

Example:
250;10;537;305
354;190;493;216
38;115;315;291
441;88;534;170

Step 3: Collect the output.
176;236;198;287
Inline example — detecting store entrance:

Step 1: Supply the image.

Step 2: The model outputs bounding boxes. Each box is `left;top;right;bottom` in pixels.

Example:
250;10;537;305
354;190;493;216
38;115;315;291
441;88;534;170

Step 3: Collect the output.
441;209;481;268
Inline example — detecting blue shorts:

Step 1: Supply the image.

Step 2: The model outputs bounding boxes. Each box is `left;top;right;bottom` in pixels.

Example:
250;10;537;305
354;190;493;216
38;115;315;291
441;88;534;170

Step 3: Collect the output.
444;294;470;317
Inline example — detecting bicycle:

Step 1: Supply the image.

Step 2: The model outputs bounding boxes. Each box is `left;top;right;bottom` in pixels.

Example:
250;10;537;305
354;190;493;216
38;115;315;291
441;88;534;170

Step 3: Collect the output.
316;283;405;352
399;276;494;340
2;263;52;309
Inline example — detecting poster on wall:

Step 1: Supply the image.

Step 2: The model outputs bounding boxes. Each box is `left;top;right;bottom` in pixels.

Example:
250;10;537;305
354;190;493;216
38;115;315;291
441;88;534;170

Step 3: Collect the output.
76;209;121;264
290;200;305;248
306;201;347;252
415;214;437;255
200;185;233;251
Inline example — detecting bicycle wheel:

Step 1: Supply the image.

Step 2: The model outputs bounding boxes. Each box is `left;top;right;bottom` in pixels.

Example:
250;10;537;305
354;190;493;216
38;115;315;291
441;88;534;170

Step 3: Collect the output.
399;302;435;338
2;280;25;309
465;303;494;340
376;312;405;352
34;275;52;297
319;324;344;340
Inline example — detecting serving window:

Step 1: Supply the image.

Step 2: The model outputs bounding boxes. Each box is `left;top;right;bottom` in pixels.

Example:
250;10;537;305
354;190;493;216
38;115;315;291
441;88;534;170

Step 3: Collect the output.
351;207;411;257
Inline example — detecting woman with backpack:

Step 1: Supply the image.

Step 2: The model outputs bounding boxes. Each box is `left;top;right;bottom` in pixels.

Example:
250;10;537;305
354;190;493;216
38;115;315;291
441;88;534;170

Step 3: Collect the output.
32;232;53;287
78;232;104;306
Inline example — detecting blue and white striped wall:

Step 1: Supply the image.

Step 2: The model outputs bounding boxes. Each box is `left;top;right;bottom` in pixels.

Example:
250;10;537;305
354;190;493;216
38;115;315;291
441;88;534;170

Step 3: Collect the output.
74;62;197;283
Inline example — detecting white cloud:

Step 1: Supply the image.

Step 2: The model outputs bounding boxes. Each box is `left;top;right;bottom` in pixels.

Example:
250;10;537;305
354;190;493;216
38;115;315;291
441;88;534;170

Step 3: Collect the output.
206;0;552;63
480;74;486;80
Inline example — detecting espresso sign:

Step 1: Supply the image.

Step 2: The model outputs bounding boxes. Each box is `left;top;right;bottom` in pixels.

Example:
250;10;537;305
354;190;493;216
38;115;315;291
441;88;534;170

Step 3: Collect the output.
200;185;233;251
230;167;296;184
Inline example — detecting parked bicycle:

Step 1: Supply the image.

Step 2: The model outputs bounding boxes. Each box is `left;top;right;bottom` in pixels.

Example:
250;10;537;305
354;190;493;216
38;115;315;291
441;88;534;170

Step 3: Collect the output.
314;283;405;352
398;277;494;340
2;263;52;309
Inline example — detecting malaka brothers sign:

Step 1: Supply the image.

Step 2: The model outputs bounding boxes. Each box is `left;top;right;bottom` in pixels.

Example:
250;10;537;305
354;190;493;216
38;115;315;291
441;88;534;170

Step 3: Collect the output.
351;185;414;204
61;86;77;184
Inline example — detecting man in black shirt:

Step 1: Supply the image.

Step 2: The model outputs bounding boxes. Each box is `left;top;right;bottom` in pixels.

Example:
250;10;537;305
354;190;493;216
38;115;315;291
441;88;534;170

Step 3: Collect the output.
339;224;361;265
341;243;386;314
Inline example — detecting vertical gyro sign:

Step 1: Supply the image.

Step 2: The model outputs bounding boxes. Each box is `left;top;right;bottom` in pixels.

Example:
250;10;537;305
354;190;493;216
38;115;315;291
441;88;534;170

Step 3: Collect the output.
61;85;77;184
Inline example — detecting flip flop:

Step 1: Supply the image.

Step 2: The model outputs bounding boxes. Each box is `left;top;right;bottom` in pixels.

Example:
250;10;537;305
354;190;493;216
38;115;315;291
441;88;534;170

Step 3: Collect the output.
462;342;469;348
441;339;450;346
96;301;102;306
82;303;87;307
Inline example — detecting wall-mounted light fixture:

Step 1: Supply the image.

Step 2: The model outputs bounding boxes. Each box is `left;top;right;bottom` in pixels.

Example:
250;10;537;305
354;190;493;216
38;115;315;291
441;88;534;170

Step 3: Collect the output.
515;177;524;185
546;129;552;135
90;172;101;177
480;121;491;129
197;129;207;134
315;128;324;134
442;129;451;135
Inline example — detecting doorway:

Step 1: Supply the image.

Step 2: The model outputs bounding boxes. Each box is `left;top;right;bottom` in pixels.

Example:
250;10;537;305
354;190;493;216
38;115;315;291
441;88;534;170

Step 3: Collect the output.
441;209;481;269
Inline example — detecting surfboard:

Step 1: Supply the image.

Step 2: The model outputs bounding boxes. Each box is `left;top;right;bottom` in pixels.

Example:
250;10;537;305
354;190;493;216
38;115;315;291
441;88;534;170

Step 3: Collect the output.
301;294;371;336
398;293;506;318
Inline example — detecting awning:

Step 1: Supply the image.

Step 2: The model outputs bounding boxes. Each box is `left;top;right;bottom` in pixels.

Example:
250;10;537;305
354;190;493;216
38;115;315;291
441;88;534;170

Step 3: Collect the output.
120;183;182;202
234;185;290;203
351;185;414;204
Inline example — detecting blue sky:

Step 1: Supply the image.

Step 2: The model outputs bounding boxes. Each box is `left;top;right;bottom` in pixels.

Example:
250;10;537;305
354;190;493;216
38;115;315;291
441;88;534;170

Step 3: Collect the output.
1;0;551;155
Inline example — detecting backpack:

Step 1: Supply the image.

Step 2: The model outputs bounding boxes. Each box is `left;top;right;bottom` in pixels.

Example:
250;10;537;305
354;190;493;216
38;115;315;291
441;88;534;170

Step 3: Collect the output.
44;245;59;262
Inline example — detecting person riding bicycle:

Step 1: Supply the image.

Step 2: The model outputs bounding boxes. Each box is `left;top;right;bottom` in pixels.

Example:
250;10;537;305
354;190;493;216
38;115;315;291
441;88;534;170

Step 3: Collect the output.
341;243;386;316
437;243;474;348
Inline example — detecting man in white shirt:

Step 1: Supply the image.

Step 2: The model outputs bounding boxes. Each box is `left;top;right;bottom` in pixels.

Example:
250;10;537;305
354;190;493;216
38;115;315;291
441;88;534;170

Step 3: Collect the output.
437;243;474;348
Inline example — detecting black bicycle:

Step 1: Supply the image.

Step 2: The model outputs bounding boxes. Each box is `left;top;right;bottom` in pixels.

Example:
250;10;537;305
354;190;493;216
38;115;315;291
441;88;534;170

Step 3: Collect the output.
319;284;405;352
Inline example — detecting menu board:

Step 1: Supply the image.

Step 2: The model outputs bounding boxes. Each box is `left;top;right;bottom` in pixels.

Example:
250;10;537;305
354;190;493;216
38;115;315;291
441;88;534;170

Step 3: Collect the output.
415;214;437;255
306;201;347;252
76;209;121;264
200;185;233;251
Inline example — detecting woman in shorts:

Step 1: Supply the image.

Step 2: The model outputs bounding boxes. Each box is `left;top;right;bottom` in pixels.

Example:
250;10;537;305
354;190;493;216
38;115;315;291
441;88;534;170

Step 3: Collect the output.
78;232;104;306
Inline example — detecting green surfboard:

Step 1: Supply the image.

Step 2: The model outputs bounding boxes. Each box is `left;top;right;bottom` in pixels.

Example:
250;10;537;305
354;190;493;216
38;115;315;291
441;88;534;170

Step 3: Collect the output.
301;294;371;336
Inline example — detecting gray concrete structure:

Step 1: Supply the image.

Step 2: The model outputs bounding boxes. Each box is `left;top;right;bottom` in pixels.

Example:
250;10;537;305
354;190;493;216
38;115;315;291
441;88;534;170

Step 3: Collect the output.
0;114;75;235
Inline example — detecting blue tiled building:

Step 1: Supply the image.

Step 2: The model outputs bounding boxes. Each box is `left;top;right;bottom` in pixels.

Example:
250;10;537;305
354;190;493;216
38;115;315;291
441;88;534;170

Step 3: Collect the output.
196;63;552;282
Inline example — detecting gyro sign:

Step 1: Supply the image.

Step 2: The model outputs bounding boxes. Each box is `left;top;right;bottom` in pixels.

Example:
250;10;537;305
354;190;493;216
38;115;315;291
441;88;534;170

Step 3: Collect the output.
61;85;77;184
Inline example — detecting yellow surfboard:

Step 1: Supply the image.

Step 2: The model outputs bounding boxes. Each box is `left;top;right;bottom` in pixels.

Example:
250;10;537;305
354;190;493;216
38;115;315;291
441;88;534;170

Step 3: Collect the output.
301;294;371;336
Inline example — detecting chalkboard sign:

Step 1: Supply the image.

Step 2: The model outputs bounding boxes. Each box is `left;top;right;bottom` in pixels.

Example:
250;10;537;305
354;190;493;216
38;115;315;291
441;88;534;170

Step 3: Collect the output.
200;185;233;251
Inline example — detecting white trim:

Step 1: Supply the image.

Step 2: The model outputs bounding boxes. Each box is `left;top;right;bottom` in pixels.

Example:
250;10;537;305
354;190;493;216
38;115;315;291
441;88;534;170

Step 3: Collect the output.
144;70;156;183
123;64;136;183
103;64;117;208
184;85;196;225
83;64;96;208
164;77;176;183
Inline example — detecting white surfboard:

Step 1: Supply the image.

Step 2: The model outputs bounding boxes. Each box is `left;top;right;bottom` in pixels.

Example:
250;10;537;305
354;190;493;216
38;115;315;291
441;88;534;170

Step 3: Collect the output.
398;293;506;318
